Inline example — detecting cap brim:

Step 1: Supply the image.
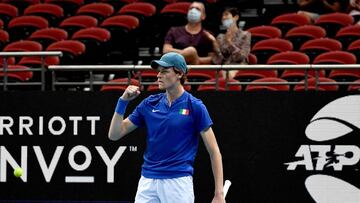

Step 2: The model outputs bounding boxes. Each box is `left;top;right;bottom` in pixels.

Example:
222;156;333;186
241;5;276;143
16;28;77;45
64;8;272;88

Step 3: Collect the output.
150;60;173;69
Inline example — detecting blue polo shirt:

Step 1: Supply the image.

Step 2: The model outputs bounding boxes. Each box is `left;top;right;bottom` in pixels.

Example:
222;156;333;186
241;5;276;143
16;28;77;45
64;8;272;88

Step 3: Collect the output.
128;91;213;179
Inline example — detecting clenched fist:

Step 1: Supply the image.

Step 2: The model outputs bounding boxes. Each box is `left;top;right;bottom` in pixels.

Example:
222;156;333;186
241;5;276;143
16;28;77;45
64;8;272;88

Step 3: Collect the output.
120;85;141;101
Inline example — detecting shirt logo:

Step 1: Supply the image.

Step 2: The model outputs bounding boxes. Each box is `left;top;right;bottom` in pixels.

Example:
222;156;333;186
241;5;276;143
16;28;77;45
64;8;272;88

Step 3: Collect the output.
152;109;160;113
179;108;189;116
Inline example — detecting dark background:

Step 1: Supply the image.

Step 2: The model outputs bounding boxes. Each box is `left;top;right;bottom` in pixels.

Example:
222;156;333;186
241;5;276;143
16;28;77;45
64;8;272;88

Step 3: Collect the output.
0;92;359;203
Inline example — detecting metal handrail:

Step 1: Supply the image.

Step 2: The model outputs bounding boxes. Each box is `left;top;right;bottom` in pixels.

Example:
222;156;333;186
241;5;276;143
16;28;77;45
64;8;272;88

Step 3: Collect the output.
48;64;360;91
1;51;63;91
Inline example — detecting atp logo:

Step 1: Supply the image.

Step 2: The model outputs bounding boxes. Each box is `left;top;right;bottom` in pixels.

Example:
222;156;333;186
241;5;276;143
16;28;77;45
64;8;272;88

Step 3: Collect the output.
285;95;360;203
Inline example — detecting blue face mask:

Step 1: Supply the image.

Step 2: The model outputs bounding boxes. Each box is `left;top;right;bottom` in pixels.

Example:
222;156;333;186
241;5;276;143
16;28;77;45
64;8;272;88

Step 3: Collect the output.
187;8;201;23
222;18;234;29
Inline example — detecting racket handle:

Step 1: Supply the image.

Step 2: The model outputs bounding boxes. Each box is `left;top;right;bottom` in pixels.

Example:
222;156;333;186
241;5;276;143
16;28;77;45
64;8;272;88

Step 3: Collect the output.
224;180;232;198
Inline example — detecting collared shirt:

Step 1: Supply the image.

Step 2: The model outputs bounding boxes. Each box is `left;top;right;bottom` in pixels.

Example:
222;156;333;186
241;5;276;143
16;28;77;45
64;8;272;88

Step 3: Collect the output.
128;91;213;179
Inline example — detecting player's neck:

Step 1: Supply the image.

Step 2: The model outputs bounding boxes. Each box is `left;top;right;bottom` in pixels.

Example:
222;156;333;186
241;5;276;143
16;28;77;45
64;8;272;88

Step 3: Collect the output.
166;85;185;106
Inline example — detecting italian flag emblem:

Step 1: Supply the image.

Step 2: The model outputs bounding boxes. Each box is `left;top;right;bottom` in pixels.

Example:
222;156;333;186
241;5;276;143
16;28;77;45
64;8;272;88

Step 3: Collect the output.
179;108;189;115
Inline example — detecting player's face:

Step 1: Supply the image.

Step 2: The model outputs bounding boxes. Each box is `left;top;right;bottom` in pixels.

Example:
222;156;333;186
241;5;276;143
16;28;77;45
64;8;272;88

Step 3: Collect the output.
157;67;180;90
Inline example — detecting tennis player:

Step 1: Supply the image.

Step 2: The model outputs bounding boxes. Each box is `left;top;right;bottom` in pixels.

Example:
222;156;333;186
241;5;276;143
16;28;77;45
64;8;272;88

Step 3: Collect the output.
108;52;225;203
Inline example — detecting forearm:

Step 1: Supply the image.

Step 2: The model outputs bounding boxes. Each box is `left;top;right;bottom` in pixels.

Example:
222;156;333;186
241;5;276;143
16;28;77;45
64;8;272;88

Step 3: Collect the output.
163;44;182;54
199;53;215;65
108;98;129;141
210;149;224;196
108;113;125;141
323;1;341;11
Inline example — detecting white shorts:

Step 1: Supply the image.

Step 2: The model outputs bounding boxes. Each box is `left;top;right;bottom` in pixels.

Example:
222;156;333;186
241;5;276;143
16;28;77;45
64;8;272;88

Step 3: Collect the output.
134;176;194;203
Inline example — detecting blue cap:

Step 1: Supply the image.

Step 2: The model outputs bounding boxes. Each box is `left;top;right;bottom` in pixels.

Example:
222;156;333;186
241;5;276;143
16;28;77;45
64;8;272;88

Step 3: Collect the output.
151;52;188;74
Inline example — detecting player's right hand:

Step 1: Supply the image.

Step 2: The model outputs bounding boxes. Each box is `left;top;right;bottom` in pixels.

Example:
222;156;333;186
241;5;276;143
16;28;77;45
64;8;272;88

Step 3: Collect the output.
120;85;141;101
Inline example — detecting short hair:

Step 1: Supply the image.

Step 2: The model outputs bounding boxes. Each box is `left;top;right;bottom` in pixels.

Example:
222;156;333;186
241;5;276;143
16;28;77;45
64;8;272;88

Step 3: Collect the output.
192;1;206;14
224;7;240;18
173;68;187;85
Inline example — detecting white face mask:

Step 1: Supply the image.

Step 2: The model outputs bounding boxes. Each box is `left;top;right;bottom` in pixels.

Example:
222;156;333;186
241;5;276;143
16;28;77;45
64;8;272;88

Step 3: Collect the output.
187;8;201;23
222;18;234;29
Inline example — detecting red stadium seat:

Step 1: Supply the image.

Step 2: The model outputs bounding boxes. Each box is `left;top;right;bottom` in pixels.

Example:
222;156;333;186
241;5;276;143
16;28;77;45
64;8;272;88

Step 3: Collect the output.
24;3;64;26
101;15;139;63
44;0;84;17
134;70;158;83
46;40;85;64
71;27;111;64
315;12;354;38
76;3;114;21
59;15;98;37
299;38;342;62
160;2;191;15
335;25;360;50
0;29;9;50
101;78;140;91
313;51;356;64
0;65;33;82
267;51;324;81
348;39;360;62
3;40;43;64
294;77;339;91
0;57;15;67
2;0;40;14
251;38;293;64
160;2;191;26
197;78;242;91
348;79;360;91
248;53;257;64
101;15;139;31
118;2;156;18
72;27;111;43
147;82;191;91
285;25;326;50
0;3;18;26
267;51;310;65
4;40;43;52
270;13;310;36
18;56;60;67
314;51;358;84
28;28;68;48
246;25;282;47
245;77;290;91
8;16;48;41
117;2;157;48
234;69;278;82
187;69;223;82
100;0;137;11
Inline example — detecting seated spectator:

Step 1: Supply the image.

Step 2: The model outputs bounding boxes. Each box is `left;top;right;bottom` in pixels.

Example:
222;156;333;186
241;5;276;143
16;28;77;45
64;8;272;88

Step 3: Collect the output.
211;7;251;79
162;1;215;65
349;0;360;24
297;0;349;23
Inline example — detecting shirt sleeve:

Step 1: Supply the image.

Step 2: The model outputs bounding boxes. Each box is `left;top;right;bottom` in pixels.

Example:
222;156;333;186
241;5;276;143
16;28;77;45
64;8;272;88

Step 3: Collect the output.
193;101;213;134
164;27;175;45
128;100;146;127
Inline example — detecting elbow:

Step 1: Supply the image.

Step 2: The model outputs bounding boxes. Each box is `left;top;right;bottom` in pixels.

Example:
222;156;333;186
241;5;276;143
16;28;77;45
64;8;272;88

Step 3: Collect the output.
108;131;121;141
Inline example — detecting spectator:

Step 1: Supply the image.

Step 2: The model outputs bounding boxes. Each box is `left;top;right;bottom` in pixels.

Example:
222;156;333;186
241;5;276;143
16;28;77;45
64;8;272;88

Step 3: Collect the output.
297;0;349;23
163;1;215;65
211;7;251;79
349;0;360;24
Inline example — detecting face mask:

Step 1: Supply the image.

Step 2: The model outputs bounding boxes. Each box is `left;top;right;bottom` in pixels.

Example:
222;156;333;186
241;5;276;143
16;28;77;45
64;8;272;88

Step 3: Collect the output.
222;18;234;29
187;8;201;23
